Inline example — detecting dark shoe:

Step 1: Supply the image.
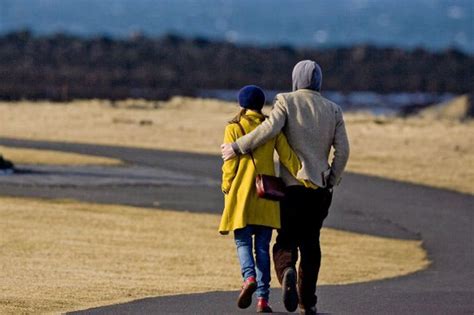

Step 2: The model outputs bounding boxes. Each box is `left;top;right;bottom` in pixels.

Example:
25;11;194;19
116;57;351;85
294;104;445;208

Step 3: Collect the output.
237;276;257;309
256;298;273;313
281;267;298;312
299;305;317;315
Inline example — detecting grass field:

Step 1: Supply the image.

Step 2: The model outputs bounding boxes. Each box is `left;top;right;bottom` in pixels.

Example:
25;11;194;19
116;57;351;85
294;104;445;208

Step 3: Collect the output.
0;197;428;314
0;98;472;194
0;145;121;166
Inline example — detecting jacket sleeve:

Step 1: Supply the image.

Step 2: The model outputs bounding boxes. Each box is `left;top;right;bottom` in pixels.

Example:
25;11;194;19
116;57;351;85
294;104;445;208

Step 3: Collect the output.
234;95;287;154
275;132;301;178
275;132;317;189
328;106;350;187
222;124;240;194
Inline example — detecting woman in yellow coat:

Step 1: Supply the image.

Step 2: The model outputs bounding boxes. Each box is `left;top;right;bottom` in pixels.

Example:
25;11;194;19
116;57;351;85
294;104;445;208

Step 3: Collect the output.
219;85;304;313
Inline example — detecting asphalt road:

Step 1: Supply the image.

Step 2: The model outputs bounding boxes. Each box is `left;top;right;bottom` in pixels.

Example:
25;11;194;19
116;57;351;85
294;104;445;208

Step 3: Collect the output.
0;137;473;314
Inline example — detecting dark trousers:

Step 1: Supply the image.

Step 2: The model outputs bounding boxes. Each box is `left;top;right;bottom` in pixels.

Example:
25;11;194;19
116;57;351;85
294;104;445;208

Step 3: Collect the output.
273;185;332;308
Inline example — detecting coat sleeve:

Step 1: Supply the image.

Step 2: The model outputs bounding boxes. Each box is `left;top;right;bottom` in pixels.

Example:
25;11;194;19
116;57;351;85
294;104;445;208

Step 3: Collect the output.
234;95;287;154
274;132;301;177
328;106;350;187
222;124;240;194
275;132;316;189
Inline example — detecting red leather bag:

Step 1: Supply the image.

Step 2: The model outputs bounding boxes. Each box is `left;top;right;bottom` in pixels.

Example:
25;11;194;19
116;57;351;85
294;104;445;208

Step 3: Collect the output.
236;122;286;201
255;174;286;201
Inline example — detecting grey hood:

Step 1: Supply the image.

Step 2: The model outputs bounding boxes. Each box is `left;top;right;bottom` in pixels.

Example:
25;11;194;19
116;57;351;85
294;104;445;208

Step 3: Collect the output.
292;60;323;92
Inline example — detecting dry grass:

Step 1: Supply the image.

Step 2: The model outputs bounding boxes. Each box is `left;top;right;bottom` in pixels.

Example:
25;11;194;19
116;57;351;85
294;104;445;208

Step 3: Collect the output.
344;113;474;194
0;98;236;155
0;98;472;194
0;197;428;314
0;145;121;166
418;94;471;121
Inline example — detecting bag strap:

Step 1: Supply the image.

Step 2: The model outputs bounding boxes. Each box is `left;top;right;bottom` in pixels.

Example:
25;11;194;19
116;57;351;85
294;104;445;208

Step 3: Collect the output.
234;122;258;173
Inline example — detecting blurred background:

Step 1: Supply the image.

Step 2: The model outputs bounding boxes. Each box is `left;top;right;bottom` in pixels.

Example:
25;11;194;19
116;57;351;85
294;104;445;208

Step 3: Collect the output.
0;0;472;114
0;2;473;313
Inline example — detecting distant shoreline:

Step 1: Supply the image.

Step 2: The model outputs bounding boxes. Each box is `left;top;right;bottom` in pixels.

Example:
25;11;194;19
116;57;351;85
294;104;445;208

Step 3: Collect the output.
0;31;472;102
199;89;456;115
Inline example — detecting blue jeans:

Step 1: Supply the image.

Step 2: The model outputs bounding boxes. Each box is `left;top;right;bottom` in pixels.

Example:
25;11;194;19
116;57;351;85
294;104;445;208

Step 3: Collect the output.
234;225;272;300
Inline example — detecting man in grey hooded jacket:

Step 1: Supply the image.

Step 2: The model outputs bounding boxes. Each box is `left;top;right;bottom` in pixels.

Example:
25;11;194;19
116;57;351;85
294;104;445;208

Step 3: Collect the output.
221;60;350;314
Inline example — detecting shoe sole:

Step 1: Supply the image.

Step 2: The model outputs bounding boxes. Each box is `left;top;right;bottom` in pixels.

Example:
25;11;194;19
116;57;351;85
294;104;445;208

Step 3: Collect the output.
256;306;273;313
237;282;257;309
282;268;298;312
299;306;318;315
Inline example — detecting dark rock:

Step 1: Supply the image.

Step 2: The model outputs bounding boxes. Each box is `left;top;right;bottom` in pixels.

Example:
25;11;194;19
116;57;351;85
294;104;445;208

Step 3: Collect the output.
467;93;474;118
0;155;14;174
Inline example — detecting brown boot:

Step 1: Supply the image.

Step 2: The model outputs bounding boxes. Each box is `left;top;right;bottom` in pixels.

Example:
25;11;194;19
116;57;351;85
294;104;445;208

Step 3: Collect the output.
282;267;298;312
237;276;257;309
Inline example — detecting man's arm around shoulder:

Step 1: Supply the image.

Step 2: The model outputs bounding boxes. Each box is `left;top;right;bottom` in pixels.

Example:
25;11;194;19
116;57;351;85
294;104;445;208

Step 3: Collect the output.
222;95;288;159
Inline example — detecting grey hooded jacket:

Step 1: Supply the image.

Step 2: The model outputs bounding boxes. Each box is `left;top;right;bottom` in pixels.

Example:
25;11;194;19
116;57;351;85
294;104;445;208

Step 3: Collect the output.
233;61;350;188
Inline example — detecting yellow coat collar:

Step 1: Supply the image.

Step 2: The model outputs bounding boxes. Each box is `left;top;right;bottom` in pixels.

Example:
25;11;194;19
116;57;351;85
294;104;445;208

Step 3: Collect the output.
245;110;265;118
243;110;265;123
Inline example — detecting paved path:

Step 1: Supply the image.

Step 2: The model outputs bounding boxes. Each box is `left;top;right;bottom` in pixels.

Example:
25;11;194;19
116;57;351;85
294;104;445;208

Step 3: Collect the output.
0;138;473;314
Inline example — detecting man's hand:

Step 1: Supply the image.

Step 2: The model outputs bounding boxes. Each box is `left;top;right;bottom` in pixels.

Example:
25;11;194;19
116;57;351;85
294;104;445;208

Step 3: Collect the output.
221;143;236;161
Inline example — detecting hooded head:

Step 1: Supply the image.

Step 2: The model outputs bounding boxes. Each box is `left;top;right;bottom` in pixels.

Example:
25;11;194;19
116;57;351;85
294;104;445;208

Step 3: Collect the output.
238;85;266;111
292;60;323;92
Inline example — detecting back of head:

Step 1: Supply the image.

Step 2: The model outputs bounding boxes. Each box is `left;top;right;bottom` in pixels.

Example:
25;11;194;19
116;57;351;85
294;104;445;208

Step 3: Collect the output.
292;60;323;92
238;85;266;111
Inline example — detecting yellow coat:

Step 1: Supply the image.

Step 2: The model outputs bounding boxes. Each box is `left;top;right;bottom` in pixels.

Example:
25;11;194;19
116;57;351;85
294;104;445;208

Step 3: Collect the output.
218;111;302;235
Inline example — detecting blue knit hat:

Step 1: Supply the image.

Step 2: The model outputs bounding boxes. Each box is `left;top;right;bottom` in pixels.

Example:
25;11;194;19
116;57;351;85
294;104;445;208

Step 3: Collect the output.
238;85;266;110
